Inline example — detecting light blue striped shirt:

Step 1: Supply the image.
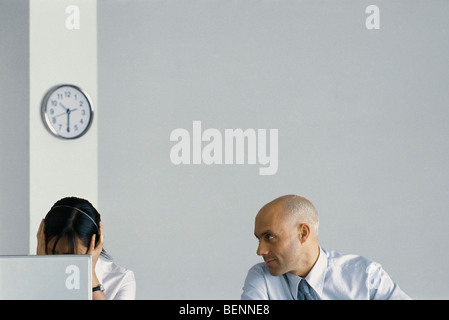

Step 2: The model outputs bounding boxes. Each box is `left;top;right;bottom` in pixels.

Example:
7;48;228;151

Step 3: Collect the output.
241;247;411;300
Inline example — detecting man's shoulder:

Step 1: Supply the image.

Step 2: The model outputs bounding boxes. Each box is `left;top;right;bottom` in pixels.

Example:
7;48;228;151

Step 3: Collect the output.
247;262;270;276
242;262;292;300
245;262;286;284
324;248;378;270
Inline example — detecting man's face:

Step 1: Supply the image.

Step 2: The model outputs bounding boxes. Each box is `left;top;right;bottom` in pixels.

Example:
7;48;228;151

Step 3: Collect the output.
254;203;303;276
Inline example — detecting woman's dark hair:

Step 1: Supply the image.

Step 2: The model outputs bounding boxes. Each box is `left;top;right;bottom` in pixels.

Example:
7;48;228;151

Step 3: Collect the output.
44;196;110;259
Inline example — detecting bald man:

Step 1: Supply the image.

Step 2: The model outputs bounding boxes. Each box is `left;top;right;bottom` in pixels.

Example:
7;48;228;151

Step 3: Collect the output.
241;195;410;300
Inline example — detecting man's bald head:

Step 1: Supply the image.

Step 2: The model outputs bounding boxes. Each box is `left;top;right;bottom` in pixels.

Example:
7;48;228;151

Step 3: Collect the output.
258;194;319;237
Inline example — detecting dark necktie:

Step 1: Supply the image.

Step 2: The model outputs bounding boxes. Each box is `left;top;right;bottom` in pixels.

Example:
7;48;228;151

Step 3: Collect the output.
297;279;318;300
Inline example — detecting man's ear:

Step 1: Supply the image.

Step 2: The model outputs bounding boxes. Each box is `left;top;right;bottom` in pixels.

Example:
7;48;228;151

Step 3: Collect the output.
298;223;311;244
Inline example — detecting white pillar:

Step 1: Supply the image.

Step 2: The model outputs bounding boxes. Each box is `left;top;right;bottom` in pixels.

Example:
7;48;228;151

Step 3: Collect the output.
29;0;98;253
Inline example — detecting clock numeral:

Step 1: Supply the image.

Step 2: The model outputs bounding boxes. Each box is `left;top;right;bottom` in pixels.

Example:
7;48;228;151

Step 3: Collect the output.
81;109;85;116
74;124;78;131
79;101;84;107
52;117;56;124
50;108;54;115
51;100;57;107
57;93;63;100
80;118;84;124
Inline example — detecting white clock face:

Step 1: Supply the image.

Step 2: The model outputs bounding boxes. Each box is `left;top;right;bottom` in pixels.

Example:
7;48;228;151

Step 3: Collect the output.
41;85;93;139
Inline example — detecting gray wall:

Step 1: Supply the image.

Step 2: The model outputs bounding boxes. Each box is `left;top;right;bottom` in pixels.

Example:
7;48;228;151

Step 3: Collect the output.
97;0;449;299
1;0;449;300
0;0;29;255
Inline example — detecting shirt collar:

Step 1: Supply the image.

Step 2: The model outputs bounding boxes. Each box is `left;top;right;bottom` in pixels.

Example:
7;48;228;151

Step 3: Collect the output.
304;246;327;298
284;246;328;299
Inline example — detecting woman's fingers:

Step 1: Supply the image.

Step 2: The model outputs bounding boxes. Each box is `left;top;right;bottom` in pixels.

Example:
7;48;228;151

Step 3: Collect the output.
88;221;104;256
97;221;104;249
36;219;44;238
36;219;46;255
88;234;96;253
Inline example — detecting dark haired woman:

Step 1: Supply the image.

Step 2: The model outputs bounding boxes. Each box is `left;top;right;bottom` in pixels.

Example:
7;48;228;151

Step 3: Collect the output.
36;197;136;300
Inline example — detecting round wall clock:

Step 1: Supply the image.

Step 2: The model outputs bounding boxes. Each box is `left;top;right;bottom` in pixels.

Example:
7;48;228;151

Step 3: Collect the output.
41;84;93;139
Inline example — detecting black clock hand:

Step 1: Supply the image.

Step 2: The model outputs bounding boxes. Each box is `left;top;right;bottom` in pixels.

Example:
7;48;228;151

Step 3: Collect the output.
59;102;68;111
54;111;67;118
66;108;71;133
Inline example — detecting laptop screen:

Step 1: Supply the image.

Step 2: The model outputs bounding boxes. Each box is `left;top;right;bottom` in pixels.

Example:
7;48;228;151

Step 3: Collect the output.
0;255;92;300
